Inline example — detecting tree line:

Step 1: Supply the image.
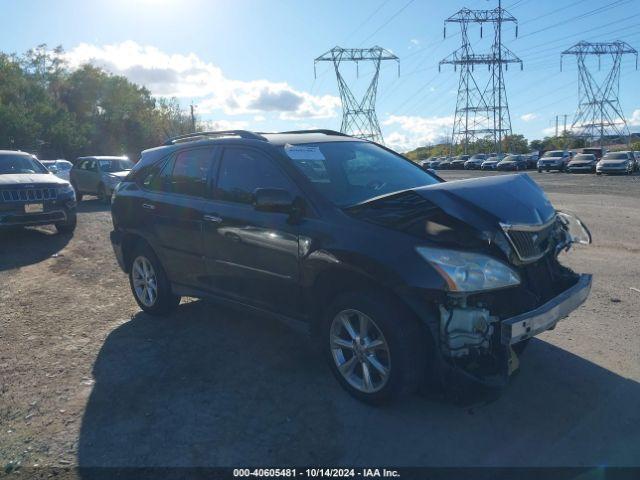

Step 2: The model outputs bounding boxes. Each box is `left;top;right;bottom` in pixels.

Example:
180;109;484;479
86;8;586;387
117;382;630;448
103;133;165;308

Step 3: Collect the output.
0;45;194;161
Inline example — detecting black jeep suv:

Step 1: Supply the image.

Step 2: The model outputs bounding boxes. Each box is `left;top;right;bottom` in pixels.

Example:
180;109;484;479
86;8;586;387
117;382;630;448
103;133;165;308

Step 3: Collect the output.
110;130;592;403
0;150;77;233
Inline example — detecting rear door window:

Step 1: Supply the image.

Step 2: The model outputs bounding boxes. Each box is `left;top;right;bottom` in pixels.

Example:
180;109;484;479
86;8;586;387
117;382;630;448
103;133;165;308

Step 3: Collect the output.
216;147;298;204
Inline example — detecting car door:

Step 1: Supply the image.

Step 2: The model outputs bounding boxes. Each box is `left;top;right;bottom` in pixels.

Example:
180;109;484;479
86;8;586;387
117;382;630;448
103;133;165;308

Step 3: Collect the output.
137;146;217;289
74;159;92;192
201;145;302;317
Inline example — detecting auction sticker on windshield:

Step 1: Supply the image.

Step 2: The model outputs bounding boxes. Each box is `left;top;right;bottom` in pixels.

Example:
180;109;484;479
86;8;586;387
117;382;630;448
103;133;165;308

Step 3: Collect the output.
284;144;326;160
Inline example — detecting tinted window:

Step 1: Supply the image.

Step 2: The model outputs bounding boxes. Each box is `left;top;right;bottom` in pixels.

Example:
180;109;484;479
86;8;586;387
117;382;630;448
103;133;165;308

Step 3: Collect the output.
604;153;629;160
282;142;439;207
217;148;296;204
169;149;214;197
142;159;172;192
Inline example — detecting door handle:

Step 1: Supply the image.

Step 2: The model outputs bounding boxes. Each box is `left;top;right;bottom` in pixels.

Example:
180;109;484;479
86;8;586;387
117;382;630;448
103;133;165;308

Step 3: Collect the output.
203;214;223;223
142;203;155;210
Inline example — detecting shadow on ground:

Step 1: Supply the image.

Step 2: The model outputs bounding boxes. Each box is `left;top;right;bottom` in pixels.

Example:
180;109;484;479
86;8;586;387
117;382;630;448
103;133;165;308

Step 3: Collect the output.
78;300;640;468
0;226;72;271
76;198;110;213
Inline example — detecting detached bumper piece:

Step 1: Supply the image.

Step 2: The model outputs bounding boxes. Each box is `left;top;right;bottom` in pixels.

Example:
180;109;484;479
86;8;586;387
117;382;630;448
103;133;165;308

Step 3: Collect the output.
501;274;592;345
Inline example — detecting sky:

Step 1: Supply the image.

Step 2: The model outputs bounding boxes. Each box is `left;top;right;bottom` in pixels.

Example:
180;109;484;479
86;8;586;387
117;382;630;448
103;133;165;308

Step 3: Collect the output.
2;0;640;151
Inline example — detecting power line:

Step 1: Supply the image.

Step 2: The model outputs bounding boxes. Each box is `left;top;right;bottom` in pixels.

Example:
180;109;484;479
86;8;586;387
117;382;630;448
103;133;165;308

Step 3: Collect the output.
343;0;391;44
359;0;416;46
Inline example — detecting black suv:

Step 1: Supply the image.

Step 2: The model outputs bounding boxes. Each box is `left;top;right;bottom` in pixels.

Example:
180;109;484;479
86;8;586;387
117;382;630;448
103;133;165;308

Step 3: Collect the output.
0;150;77;233
110;130;592;403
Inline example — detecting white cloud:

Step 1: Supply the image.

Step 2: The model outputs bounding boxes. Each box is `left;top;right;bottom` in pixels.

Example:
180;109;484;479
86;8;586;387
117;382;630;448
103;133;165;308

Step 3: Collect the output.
541;127;556;136
199;119;249;131
63;41;340;119
410;39;420;45
628;109;640;126
382;114;453;151
520;113;538;122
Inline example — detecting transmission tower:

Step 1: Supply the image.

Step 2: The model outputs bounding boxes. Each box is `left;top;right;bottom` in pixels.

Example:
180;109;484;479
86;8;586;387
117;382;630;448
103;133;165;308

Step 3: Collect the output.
439;0;522;154
561;41;638;147
315;46;399;144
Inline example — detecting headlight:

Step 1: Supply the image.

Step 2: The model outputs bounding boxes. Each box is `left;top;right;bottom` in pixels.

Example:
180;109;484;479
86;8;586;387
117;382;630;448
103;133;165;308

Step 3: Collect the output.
557;211;591;245
415;247;521;292
57;183;75;196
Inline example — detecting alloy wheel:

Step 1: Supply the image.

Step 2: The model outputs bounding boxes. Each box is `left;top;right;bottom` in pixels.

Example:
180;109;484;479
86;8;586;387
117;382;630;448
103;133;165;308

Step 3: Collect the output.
132;256;158;307
329;309;391;393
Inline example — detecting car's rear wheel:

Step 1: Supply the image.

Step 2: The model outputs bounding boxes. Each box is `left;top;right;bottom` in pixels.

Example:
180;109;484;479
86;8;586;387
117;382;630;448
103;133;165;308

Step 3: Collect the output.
129;245;180;315
97;184;110;204
71;182;83;202
322;292;428;404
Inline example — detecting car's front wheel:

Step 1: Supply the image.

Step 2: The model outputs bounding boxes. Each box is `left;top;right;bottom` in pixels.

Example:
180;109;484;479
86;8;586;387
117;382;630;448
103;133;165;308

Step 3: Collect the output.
97;184;110;204
322;292;428;404
55;211;77;234
129;245;181;315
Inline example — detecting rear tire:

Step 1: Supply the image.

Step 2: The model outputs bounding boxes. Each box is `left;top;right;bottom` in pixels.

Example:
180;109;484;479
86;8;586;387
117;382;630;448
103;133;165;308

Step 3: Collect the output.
71;182;82;202
97;184;110;204
129;244;181;315
322;291;428;405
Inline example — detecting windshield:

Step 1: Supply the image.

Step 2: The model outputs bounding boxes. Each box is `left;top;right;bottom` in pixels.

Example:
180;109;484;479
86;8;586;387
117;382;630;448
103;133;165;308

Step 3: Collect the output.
543;151;564;158
470;154;486;160
573;154;595;161
282;142;439;207
502;155;518;162
98;159;133;172
603;153;628;160
0;153;48;175
57;161;72;170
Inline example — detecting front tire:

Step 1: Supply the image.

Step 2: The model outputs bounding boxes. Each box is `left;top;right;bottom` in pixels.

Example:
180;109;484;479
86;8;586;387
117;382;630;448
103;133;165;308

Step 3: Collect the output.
129;245;181;315
322;292;428;404
55;211;77;234
97;184;111;204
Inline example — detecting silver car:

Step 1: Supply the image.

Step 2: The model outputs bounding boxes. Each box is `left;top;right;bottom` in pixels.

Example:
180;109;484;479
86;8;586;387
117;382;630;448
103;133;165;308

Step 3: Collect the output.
70;156;133;202
41;159;73;181
596;152;634;175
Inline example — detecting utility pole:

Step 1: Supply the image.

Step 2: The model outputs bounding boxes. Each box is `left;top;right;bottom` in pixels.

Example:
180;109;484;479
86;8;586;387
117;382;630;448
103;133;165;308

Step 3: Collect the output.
190;102;197;132
555;115;559;138
315;46;399;144
561;41;638;147
440;2;522;155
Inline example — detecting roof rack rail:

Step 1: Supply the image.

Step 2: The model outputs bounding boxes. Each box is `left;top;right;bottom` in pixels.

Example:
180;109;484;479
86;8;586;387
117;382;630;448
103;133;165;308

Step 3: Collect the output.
163;130;266;146
276;129;349;137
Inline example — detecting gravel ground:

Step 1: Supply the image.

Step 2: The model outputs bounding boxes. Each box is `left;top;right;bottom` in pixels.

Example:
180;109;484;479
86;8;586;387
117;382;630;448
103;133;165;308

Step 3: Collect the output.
1;170;639;472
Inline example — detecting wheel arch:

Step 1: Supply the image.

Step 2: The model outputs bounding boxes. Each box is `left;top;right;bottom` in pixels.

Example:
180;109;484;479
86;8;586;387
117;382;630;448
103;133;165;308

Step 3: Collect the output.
306;266;438;347
120;232;156;273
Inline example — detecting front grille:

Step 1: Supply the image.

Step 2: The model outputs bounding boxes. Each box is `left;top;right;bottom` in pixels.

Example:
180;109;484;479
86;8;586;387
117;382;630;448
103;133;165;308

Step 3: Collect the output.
502;218;556;263
0;187;57;203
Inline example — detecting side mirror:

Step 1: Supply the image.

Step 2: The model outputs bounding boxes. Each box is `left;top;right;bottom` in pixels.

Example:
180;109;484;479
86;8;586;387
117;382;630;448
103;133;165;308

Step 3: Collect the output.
253;188;295;213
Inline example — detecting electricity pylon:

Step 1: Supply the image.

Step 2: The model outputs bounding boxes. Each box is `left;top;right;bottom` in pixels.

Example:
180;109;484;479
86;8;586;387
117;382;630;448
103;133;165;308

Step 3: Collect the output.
315;46;399;144
439;1;522;154
561;41;638;147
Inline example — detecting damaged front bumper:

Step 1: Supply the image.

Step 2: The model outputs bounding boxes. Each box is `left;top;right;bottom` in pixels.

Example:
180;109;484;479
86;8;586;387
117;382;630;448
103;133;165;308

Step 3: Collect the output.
501;273;592;345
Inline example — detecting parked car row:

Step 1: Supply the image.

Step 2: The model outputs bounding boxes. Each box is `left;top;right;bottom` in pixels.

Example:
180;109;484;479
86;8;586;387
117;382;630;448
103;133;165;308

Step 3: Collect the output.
420;152;539;171
539;150;638;174
419;149;638;175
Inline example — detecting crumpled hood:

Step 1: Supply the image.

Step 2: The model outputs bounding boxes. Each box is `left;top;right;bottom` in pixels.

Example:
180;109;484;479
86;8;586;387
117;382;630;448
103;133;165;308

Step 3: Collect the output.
346;174;556;242
414;174;555;228
0;173;67;186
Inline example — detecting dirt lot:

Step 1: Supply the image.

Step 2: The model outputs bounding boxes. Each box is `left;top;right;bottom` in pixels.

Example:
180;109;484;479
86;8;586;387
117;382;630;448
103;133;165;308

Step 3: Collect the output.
1;170;639;471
